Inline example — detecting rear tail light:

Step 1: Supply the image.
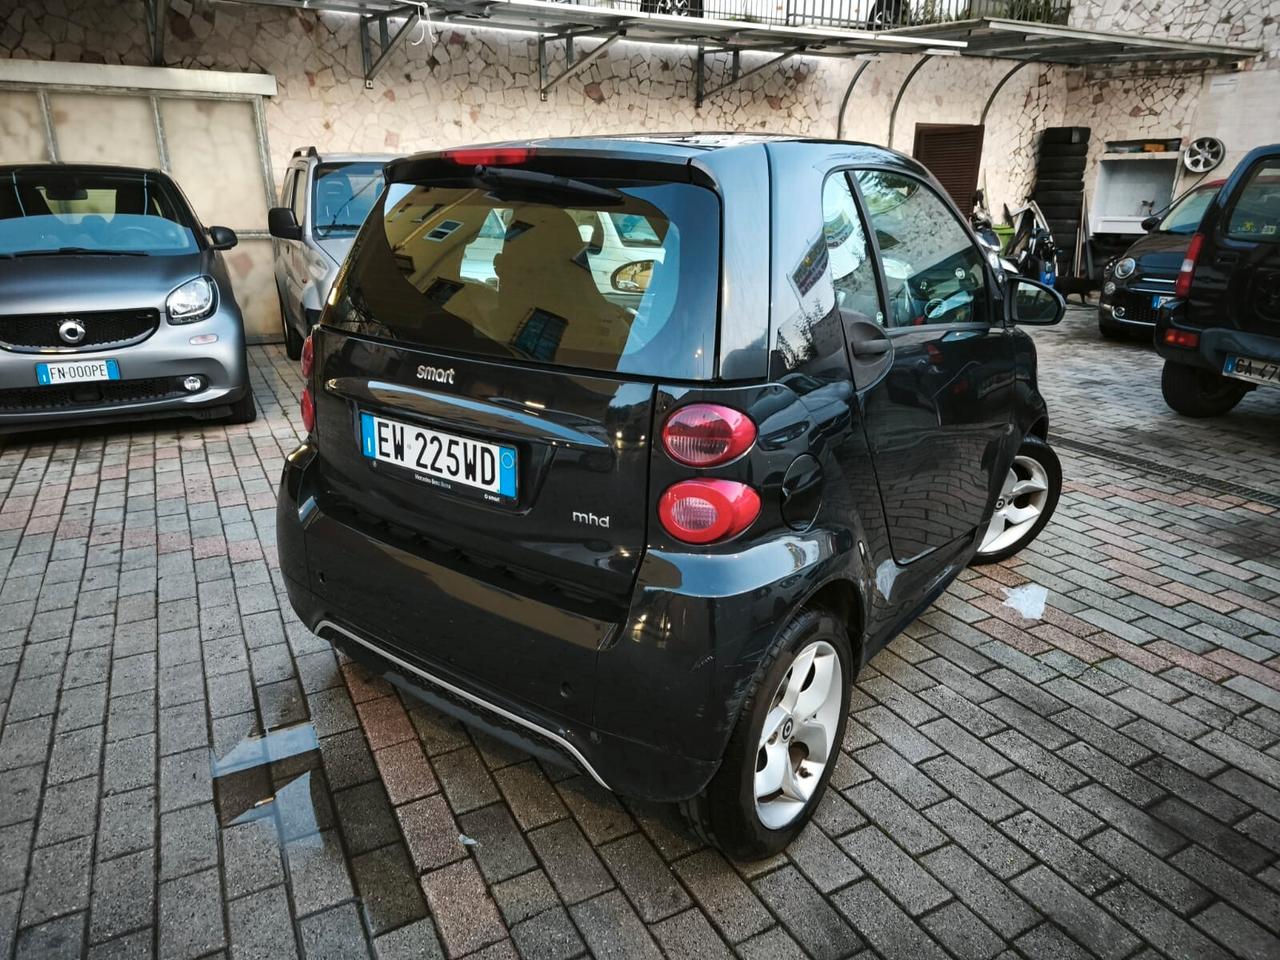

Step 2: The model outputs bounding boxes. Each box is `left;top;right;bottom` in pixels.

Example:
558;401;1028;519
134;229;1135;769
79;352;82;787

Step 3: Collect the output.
300;386;315;434
662;404;756;467
444;147;532;166
658;479;760;545
1163;329;1201;348
300;333;314;379
1174;232;1203;298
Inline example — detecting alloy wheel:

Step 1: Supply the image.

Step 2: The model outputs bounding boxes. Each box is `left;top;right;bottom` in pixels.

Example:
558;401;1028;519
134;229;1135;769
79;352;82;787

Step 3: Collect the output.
978;454;1050;556
754;639;842;830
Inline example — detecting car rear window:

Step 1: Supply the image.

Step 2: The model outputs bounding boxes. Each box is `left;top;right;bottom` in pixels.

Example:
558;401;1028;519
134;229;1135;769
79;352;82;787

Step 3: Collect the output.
334;177;720;379
1225;161;1280;243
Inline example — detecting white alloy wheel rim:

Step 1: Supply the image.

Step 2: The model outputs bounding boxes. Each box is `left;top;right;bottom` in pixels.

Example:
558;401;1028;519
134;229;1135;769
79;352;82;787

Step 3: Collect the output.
978;454;1050;556
754;639;843;830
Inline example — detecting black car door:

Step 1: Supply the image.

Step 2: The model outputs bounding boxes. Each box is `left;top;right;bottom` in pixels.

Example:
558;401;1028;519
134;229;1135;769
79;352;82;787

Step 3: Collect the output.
1217;153;1280;339
839;168;1015;565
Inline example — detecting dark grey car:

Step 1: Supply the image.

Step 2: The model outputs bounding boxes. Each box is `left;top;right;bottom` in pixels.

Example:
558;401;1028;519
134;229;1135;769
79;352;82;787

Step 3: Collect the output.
0;164;255;433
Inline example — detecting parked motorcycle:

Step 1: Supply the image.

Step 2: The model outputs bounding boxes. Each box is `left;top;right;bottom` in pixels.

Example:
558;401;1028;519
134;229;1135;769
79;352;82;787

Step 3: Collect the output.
1003;200;1060;288
970;191;1019;278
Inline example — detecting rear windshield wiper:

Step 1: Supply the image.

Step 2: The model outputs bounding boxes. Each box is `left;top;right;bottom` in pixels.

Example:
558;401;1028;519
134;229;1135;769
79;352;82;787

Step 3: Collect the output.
8;247;151;257
470;165;625;207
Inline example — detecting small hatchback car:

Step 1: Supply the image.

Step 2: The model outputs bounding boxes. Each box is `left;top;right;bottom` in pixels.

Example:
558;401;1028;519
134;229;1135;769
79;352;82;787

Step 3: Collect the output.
0;164;255;432
268;147;394;359
277;136;1065;857
1156;144;1280;416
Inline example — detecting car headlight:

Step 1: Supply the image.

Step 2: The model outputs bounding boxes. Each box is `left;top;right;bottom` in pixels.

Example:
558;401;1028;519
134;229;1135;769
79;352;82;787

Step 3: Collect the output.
1113;257;1136;279
167;277;217;324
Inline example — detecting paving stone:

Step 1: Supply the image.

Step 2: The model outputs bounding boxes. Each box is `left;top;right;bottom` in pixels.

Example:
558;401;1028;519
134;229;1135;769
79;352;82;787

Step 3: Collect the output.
527;818;613;906
999;811;1117;895
351;843;429;936
1011;865;1138;960
90;848;154;942
221;814;286;899
372;917;445;960
845;780;945;855
35;775;99;847
921;900;1004;960
923;799;1033;880
1084;829;1210;916
457;803;538;885
333;780;400;856
299;902;371;960
21;835;92;926
491;870;560;926
397;794;465;872
432;745;501;814
569;890;663;960
837;826;950;916
228;884;300;960
735;925;809;960
285;828;355;917
671;849;773;943
420;859;507;959
831;879;949;960
160;802;218;880
1192;901;1280;960
510;906;585;960
492;760;568;831
13;914;85;960
920;844;1039;939
754;865;861;960
158;868;226;960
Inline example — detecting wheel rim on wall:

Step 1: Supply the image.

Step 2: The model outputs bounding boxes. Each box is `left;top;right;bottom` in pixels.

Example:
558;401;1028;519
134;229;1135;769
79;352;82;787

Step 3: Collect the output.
754;639;843;830
978;455;1050;555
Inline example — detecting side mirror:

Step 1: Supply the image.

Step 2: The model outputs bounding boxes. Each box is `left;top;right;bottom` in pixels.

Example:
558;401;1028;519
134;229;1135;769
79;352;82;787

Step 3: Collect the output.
612;260;654;293
1009;275;1065;326
1140;215;1161;232
208;225;238;250
268;207;302;241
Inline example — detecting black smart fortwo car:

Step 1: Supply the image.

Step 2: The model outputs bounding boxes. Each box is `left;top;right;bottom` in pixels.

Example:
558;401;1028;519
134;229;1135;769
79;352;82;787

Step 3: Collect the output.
277;136;1065;858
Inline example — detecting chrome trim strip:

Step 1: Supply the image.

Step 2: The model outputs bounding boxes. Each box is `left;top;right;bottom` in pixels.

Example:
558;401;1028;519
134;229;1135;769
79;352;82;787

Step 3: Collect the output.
315;618;612;791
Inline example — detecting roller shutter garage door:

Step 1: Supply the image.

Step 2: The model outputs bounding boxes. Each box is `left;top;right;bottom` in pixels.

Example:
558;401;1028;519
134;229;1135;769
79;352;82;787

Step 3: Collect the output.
0;80;279;342
913;123;986;211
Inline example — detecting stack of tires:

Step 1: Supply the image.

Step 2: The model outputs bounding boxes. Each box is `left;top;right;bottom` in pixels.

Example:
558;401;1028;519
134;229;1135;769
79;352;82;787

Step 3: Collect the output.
1033;126;1089;274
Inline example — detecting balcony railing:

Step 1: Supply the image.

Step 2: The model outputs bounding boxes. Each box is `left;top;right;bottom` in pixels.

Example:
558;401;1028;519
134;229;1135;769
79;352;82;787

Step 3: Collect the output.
590;0;1071;30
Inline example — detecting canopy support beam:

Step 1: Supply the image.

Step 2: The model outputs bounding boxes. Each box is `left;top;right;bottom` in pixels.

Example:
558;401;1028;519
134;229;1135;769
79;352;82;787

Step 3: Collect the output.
886;53;931;151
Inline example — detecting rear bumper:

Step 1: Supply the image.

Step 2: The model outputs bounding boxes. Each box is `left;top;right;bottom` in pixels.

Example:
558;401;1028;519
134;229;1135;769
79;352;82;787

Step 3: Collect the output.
1154;304;1280;375
276;442;844;801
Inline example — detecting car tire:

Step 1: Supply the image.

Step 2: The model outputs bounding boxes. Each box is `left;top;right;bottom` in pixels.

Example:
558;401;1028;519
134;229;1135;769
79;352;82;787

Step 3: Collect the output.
1035;178;1085;193
279;293;304;361
681;606;852;860
1039;141;1088;158
1042;126;1091;145
224;388;258;425
1160;361;1249;417
972;436;1061;565
1037;156;1087;178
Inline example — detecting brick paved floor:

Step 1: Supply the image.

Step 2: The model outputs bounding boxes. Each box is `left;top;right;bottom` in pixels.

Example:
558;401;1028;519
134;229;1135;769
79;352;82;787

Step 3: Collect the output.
2;305;1279;960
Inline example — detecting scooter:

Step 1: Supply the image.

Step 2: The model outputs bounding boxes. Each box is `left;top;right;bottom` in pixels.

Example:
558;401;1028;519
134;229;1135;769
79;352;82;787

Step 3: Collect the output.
970;191;1019;277
1003;200;1060;288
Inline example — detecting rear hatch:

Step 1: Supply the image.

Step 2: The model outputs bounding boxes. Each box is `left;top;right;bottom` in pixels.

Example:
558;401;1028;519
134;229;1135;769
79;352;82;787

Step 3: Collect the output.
1218;158;1280;336
307;149;721;713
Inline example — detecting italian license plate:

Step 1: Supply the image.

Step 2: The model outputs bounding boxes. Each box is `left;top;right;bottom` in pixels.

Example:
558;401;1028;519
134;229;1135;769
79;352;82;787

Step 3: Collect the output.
1151;295;1173;310
36;358;120;385
1223;355;1280;388
359;412;517;501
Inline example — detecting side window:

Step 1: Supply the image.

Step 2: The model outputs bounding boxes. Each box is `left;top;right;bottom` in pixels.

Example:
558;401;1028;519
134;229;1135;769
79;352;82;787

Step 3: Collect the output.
854;170;989;328
1225;158;1280;243
822;173;882;327
290;166;307;224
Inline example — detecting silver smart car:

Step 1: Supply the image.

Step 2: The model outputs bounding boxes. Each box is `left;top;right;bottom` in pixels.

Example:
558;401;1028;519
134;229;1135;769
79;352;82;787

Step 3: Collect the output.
0;164;255;432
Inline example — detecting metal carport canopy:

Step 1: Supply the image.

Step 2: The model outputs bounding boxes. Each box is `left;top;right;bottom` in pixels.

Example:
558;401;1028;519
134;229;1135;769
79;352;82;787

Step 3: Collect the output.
208;0;962;59
884;17;1261;66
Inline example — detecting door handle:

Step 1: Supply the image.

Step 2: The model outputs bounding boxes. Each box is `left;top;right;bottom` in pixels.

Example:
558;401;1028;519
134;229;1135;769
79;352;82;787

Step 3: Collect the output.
852;337;891;357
